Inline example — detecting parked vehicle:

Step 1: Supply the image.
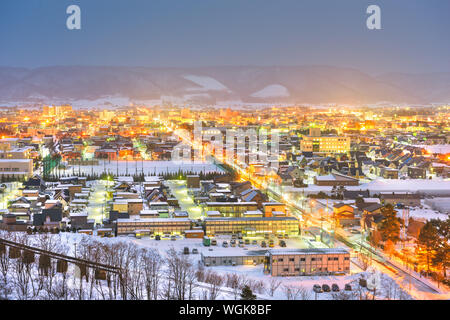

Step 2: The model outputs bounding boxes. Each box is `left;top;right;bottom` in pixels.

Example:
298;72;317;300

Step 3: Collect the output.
261;241;267;248
230;240;236;247
313;284;323;293
211;239;217;246
238;233;243;240
268;240;274;248
244;239;250;245
279;240;286;247
252;240;258;245
192;248;198;254
344;284;352;291
170;235;176;241
155;235;161;241
183;247;189;254
322;284;331;292
238;240;244;247
222;241;228;248
332;284;340;292
203;236;211;246
231;234;237;240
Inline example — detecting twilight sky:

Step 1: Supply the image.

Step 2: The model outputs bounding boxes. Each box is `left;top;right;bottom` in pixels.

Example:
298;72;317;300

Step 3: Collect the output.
0;0;449;74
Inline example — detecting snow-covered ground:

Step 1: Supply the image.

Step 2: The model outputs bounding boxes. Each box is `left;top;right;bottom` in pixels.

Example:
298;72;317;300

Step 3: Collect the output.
284;178;450;197
56;160;224;176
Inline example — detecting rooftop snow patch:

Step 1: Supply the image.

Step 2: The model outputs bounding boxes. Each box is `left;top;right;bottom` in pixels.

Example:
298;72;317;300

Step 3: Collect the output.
250;84;290;98
183;75;230;92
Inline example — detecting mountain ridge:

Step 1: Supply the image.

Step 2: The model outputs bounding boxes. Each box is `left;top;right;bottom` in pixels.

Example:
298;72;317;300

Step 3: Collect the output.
0;66;448;105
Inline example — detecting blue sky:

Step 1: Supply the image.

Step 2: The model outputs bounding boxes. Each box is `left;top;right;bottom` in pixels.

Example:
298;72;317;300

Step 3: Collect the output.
0;0;449;74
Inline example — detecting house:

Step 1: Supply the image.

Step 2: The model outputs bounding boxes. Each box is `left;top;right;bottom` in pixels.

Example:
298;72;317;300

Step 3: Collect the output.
380;193;421;207
23;174;46;191
314;173;359;187
408;166;427;179
0;214;30;232
186;175;200;188
262;202;287;217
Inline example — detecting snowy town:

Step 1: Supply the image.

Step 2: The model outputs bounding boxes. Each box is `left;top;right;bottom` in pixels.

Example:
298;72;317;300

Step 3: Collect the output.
0;104;448;301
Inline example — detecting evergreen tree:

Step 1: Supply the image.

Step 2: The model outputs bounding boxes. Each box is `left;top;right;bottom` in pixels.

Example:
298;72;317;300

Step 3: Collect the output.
417;220;439;273
431;218;449;279
378;204;402;244
240;285;256;300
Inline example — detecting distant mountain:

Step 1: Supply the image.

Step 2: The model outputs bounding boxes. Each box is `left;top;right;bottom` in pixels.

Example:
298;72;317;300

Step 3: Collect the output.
0;66;448;105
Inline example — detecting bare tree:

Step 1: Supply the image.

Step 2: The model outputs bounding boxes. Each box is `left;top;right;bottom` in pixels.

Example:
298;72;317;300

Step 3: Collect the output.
266;278;282;297
204;270;223;300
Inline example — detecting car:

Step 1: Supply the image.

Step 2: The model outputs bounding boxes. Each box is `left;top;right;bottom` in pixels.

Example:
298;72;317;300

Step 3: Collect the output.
279;240;286;247
344;284;352;291
276;234;283;239
322;284;331;292
170;235;176;241
211;239;217;246
252;240;258;245
230;241;236;247
268;240;274;248
183;247;189;254
313;284;322;293
222;241;228;248
244;239;250;245
238;233;243;240
155;235;161;241
192;248;198;254
261;241;267;248
332;284;339;292
283;234;289;239
231;234;237;240
238;240;244;247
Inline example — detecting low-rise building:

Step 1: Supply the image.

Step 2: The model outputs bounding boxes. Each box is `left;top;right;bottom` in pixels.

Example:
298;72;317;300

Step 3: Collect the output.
205;216;299;236
116;217;192;235
265;248;350;276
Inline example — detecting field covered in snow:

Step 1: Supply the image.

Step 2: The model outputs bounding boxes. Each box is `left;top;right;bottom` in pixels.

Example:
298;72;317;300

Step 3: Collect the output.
0;230;414;301
56;160;224;176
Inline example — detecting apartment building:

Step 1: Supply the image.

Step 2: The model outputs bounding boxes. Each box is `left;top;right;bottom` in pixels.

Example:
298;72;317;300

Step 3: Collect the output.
116;217;192;235
204;216;299;236
265;248;350;276
300;128;350;154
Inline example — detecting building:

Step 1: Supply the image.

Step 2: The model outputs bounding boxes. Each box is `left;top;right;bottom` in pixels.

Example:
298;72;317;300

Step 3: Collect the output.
380;193;421;207
205;202;258;217
314;173;359;186
204;216;299;236
262;202;287;217
265;248;350;276
0;159;33;178
301;128;350;154
186;175;200;188
0;214;30;232
116;217;192;236
201;250;268;267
